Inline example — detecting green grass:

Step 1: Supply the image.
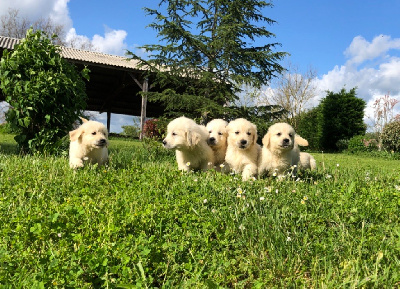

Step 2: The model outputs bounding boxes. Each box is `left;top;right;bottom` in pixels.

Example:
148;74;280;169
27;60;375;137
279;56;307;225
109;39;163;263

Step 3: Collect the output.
1;133;400;288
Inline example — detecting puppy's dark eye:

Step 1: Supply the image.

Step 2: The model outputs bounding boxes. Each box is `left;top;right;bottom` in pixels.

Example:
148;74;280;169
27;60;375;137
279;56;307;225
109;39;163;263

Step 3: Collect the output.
247;132;251;136
92;132;97;135
277;133;281;136
209;130;212;133
289;133;293;137
218;132;223;135
172;132;177;136
235;131;239;135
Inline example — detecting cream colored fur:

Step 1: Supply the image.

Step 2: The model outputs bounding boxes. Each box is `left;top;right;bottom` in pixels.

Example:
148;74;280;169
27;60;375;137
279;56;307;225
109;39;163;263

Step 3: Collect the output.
206;119;229;171
163;116;214;171
258;122;308;178
225;118;261;181
298;152;317;171
69;119;109;169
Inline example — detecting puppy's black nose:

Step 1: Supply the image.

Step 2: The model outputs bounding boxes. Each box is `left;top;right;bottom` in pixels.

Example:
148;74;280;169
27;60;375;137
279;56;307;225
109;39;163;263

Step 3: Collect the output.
209;137;215;142
283;138;289;144
99;139;107;144
162;140;167;146
240;139;247;145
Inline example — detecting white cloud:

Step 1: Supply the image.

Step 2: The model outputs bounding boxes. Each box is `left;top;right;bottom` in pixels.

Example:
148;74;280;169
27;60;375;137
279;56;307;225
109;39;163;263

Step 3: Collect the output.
92;27;128;56
0;0;72;32
344;35;400;66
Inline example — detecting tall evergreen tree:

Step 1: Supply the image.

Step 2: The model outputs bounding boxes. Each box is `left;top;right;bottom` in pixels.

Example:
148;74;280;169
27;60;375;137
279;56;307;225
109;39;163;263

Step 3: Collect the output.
129;0;287;121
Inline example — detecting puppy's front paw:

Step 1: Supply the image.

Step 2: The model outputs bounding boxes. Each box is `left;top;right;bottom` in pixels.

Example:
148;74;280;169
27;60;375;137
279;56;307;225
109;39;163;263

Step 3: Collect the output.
70;158;84;169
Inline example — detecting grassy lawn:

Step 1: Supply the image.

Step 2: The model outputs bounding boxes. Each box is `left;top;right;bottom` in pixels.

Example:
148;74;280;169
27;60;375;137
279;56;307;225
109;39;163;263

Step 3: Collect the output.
1;133;400;288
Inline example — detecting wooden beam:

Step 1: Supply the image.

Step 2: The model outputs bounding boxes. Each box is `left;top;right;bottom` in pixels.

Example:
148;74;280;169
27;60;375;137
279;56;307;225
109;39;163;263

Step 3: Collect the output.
107;111;111;133
139;78;149;140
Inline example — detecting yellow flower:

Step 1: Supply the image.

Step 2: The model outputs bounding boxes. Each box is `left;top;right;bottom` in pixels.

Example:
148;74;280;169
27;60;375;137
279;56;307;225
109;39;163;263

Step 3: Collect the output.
301;200;306;205
186;162;191;166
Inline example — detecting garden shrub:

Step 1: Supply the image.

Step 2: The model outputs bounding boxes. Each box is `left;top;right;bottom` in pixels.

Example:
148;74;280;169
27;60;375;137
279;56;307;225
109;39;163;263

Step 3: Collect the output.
336;139;349;152
0;29;89;154
143;118;165;139
381;120;400;152
347;135;378;153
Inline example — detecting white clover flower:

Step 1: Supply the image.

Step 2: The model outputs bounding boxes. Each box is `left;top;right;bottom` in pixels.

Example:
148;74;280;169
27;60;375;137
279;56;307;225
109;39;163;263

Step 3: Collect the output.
326;174;332;179
211;209;217;213
286;236;292;242
194;179;198;182
239;224;245;230
395;185;400;191
208;162;213;166
203;199;208;204
259;197;265;201
275;189;279;194
83;157;89;161
186;162;191;167
57;233;62;238
336;163;340;167
250;176;256;181
264;187;271;192
219;163;225;168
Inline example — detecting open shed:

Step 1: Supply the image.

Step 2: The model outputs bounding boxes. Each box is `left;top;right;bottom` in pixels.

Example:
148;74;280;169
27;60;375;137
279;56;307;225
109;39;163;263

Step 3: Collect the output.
0;35;165;135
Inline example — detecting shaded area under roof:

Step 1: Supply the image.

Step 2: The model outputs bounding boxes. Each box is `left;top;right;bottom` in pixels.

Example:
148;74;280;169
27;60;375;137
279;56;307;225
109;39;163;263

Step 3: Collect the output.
0;35;165;119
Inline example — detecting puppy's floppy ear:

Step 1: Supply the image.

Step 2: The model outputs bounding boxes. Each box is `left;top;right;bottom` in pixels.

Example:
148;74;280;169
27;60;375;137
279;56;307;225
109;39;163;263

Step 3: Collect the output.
295;135;309;146
79;117;89;123
252;125;258;144
69;127;83;142
262;132;271;148
186;130;201;147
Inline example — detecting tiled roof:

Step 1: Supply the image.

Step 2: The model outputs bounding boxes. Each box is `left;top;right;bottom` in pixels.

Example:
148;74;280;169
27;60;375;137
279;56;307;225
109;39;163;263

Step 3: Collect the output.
0;36;20;50
0;35;141;70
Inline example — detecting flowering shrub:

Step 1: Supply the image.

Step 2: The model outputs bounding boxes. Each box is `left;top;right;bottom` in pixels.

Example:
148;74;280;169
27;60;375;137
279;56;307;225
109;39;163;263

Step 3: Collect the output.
143;119;164;139
381;121;400;152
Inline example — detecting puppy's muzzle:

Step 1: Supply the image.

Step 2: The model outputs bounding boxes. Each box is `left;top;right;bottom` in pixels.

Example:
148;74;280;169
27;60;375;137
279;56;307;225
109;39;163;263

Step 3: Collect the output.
96;138;107;147
239;139;248;149
281;138;291;148
162;139;167;146
207;137;216;146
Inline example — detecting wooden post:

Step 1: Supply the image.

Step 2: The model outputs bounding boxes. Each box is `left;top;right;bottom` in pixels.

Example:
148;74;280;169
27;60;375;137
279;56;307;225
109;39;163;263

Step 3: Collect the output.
107;111;111;133
139;78;149;140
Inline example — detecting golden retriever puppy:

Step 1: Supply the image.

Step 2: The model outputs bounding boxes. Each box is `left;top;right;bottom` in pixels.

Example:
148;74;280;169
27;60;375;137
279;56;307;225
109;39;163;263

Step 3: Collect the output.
258;123;308;179
206;119;229;171
69;118;109;169
163;116;214;171
298;152;317;171
225;118;261;181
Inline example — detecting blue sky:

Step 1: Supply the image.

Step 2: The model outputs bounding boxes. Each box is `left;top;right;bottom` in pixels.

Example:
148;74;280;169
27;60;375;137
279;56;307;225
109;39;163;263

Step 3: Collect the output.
1;0;400;132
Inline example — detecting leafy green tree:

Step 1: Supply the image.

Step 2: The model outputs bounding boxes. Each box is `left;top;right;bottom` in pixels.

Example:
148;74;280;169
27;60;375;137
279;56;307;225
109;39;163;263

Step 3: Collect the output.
129;0;287;122
296;106;323;151
319;88;366;151
0;29;89;153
